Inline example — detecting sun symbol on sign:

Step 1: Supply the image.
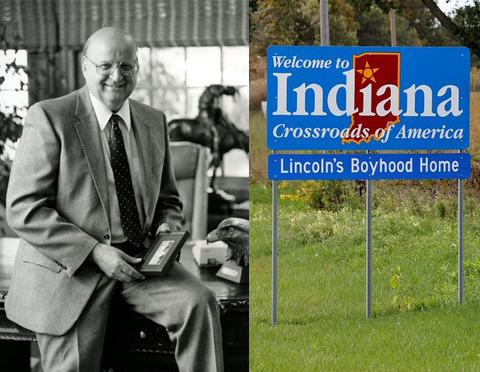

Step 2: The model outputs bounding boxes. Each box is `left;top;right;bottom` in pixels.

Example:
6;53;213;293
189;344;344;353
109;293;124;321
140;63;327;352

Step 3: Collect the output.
356;61;379;84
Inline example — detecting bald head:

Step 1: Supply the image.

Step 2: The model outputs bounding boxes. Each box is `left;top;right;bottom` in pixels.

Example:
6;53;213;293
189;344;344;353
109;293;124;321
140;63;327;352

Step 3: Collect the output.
81;27;138;112
83;27;138;58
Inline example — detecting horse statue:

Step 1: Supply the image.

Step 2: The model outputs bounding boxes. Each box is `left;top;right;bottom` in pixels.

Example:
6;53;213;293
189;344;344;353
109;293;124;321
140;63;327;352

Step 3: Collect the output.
168;85;249;193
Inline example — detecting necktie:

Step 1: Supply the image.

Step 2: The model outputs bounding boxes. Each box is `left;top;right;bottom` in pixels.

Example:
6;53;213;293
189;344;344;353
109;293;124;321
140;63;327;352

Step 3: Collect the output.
109;114;143;247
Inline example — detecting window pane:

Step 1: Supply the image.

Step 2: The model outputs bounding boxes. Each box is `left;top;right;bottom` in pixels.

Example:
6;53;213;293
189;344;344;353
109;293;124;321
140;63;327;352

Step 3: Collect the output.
152;48;185;86
0;50;28;91
152;88;186;119
223;150;249;177
19;68;28;86
219;85;248;177
4;50;17;64
221;86;248;132
15;50;28;66
222;47;248;86
186;47;221;86
0;50;28;115
1;71;22;90
130;88;151;106
0;91;28;117
136;48;151;88
186;87;205;118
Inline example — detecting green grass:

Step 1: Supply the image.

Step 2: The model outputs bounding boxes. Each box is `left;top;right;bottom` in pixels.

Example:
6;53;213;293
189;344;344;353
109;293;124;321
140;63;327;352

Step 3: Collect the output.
250;182;480;371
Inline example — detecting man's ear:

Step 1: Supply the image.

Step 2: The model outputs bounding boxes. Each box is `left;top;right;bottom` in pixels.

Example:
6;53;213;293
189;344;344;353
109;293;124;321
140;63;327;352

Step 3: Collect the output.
80;56;87;77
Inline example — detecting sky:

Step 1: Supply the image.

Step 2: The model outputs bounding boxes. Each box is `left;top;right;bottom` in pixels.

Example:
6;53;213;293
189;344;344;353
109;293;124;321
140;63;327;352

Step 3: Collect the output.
437;0;475;14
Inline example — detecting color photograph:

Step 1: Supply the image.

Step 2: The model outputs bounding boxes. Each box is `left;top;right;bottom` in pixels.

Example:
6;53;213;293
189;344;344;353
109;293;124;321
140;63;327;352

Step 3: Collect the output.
250;0;480;370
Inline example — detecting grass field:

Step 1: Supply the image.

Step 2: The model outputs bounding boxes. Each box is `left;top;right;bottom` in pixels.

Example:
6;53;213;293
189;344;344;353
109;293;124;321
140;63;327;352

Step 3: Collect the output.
250;92;480;370
250;184;480;371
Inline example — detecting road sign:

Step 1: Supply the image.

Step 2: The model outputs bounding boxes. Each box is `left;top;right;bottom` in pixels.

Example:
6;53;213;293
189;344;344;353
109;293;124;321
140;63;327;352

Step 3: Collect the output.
267;46;470;150
269;153;471;180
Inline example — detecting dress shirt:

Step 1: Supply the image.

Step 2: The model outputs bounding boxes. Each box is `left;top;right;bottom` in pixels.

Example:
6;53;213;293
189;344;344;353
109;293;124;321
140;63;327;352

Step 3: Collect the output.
89;92;145;244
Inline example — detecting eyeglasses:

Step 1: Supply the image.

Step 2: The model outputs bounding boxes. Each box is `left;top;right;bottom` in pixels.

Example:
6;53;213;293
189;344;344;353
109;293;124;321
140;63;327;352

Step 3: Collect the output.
84;55;139;76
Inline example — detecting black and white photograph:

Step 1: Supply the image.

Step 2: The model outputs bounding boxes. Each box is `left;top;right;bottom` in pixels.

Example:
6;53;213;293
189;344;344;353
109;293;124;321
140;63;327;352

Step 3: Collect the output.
137;230;190;276
0;1;249;371
149;240;174;266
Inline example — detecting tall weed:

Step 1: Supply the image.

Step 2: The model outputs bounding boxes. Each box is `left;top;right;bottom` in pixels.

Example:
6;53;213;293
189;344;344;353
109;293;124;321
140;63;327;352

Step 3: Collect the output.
292;180;364;212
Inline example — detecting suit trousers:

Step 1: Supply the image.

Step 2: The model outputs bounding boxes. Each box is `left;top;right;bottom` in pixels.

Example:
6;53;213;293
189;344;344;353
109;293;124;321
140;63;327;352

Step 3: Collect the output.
36;262;224;372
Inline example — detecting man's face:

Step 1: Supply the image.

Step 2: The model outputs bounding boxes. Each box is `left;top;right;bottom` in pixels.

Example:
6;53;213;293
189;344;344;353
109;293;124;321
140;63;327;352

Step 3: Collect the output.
82;34;137;112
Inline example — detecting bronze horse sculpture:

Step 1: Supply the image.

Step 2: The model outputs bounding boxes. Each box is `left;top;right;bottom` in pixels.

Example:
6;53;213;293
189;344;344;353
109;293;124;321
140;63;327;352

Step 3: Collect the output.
168;85;249;191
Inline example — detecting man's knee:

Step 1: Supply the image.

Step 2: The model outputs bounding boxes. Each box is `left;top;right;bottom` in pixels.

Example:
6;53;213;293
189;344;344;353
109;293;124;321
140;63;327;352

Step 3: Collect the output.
184;284;218;314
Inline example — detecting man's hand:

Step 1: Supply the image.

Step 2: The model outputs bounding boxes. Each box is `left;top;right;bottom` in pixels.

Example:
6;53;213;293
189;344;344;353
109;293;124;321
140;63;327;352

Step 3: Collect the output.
89;243;145;282
155;222;171;235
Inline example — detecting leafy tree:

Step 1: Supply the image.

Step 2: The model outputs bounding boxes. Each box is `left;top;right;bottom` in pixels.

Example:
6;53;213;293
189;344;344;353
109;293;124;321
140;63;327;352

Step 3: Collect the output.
351;0;480;58
421;0;480;58
454;4;480;41
301;0;359;46
453;4;480;66
396;0;458;47
250;0;316;55
249;0;259;43
356;4;422;46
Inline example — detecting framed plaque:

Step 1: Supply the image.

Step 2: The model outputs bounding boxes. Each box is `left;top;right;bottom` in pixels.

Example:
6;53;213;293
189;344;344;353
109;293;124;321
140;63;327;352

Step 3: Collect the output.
137;231;190;276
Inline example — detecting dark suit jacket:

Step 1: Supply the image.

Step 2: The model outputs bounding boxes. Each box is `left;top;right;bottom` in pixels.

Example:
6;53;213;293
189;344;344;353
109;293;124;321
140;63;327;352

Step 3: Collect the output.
5;86;183;335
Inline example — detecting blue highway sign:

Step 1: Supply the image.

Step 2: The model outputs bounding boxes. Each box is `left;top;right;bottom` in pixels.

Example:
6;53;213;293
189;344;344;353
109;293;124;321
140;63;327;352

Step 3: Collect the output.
267;46;470;150
268;153;471;180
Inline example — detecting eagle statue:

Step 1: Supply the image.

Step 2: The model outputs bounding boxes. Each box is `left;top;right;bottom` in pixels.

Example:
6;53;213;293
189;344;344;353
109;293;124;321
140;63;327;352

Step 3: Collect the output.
206;217;249;267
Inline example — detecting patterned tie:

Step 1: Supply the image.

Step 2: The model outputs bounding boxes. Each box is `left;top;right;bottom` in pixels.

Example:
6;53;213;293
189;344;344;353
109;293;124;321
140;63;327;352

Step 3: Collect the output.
109;114;143;247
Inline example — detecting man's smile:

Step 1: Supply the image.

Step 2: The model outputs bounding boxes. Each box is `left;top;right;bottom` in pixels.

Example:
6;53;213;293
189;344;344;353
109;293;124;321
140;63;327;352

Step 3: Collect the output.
104;83;126;89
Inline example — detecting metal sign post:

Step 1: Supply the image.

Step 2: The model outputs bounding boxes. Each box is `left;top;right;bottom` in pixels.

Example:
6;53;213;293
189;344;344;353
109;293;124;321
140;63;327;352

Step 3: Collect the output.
366;151;373;318
458;149;464;304
272;151;278;325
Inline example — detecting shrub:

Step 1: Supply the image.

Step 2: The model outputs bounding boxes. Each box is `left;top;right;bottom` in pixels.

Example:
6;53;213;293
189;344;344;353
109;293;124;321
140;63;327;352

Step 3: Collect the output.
294;180;363;212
